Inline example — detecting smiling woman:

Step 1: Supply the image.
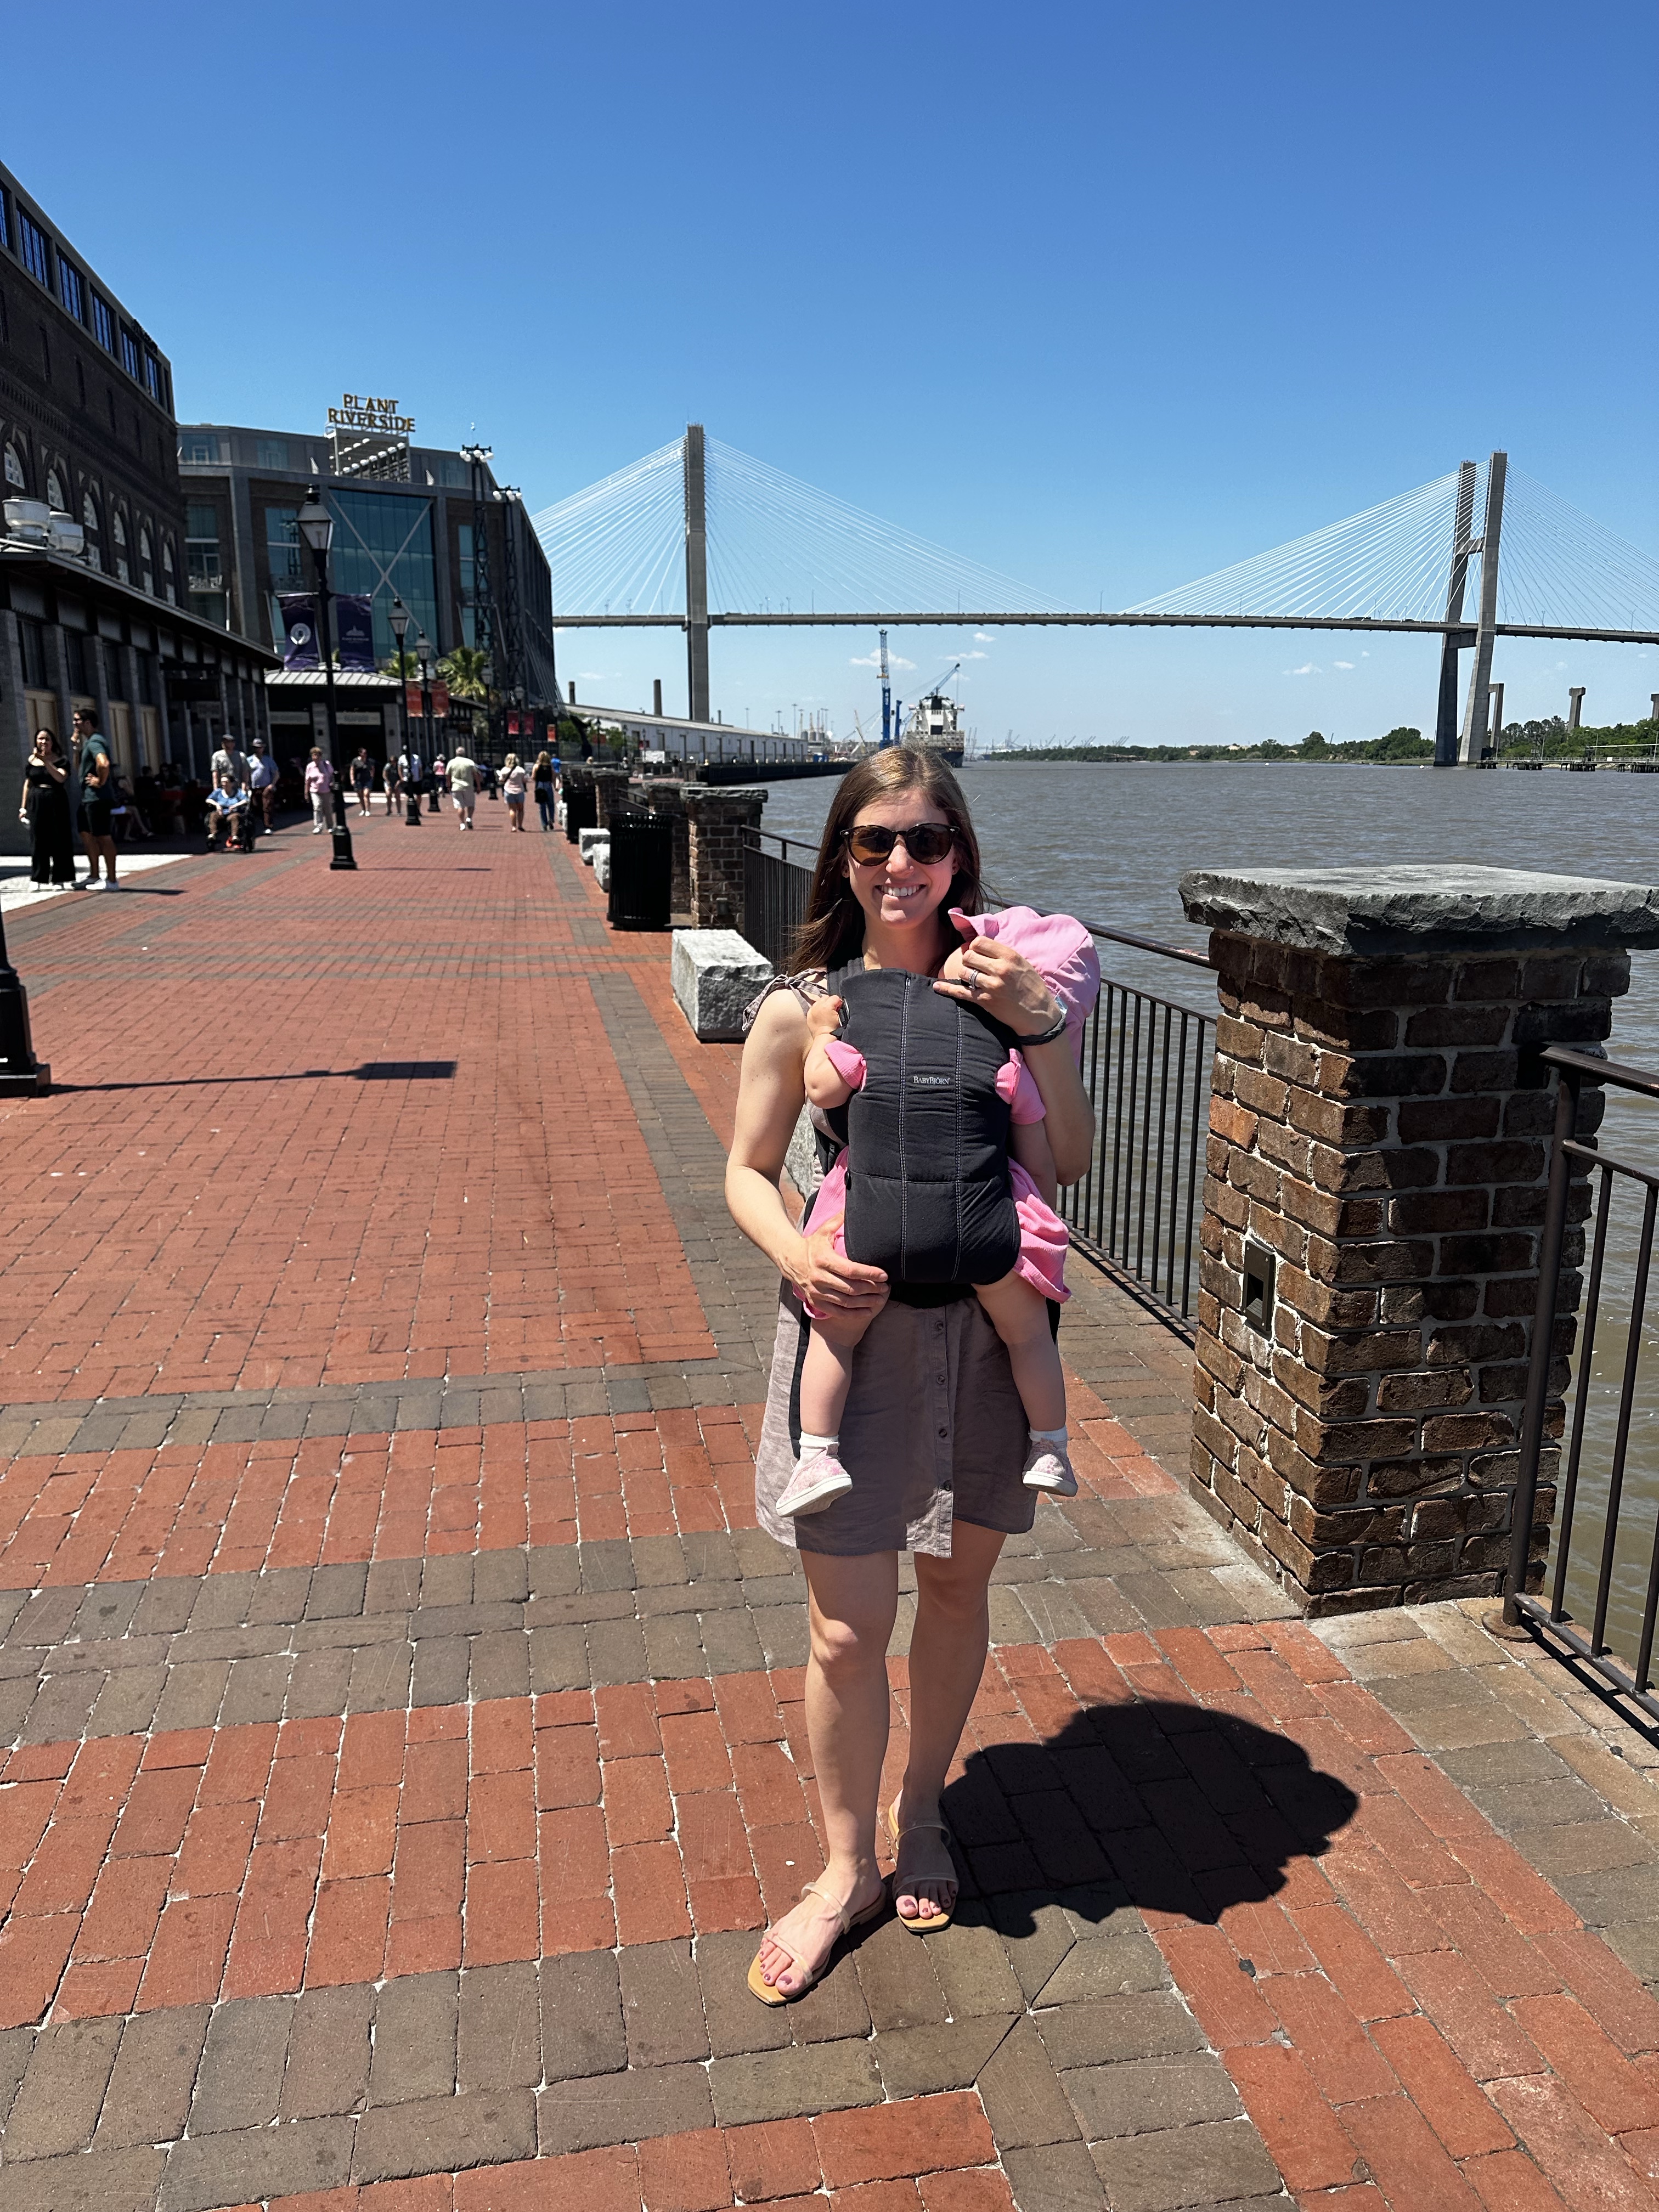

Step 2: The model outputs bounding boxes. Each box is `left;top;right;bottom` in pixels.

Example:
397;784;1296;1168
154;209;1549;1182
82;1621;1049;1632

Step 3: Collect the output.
724;744;1096;2005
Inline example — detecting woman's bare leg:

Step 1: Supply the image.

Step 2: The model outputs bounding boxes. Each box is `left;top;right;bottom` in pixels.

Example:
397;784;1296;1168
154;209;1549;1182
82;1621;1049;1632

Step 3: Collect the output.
753;1549;896;1995
975;1272;1066;1431
893;1520;1006;1921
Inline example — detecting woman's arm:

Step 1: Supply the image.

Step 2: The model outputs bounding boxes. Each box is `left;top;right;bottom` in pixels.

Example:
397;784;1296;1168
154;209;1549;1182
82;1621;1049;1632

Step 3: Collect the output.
934;935;1096;1186
725;992;888;1316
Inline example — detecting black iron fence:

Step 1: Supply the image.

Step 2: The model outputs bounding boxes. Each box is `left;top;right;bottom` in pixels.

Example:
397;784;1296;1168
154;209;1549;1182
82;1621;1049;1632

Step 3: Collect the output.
742;830;815;971
1503;1044;1659;1719
739;833;1217;1333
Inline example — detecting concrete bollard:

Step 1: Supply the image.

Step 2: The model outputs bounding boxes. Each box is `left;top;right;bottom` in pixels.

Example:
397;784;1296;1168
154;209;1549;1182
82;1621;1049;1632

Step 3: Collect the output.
1179;864;1659;1616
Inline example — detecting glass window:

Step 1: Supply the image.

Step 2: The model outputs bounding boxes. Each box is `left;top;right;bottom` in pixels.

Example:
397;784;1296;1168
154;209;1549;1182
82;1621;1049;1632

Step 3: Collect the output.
0;190;9;252
64;631;88;693
139;526;154;594
4;445;23;490
264;504;302;584
83;492;100;533
113;510;127;548
163;537;177;605
144;354;160;402
186;504;223;600
18;617;47;690
180;432;219;464
16;208;49;287
120;325;140;380
45;468;64;509
57;257;83;321
116;555;130;584
91;294;113;351
439;456;472;488
256;438;289;470
325;488;438;661
458;521;478;647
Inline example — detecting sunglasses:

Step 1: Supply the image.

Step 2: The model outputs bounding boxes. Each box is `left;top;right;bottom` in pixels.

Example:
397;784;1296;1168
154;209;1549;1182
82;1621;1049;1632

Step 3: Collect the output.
843;821;957;867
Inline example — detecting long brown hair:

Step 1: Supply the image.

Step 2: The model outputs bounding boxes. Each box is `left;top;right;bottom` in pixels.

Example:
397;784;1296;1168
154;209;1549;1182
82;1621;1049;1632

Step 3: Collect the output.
792;747;986;973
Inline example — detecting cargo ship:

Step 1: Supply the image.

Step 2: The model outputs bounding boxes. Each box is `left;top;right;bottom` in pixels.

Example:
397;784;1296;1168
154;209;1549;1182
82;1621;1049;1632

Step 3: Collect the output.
901;688;966;766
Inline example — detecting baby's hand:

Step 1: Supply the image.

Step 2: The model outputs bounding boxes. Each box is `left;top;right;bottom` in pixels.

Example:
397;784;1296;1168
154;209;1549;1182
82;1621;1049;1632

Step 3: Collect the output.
805;994;844;1041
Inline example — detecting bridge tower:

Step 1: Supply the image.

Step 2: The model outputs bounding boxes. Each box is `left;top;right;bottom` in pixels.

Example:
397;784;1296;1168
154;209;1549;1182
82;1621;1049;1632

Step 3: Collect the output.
1434;461;1479;766
1456;452;1508;765
684;425;710;723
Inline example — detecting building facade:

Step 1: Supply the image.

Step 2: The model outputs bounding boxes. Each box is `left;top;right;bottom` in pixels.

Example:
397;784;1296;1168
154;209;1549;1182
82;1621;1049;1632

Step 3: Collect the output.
0;162;274;843
177;422;560;755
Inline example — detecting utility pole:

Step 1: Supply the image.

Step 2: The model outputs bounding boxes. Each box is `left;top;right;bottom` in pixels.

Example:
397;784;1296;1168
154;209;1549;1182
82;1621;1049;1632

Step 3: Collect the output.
462;443;495;756
1435;461;1478;767
1457;452;1507;765
879;628;891;746
684;424;709;724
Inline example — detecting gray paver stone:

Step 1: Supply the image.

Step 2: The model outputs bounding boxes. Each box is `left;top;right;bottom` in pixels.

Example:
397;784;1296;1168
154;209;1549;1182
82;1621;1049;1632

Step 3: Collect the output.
977;2018;1084;2151
1035;1991;1212;2072
853;1914;950;2029
538;2061;714;2154
4;2016;124;2157
159;2119;353;2212
7;2145;166;2212
367;1972;459;2105
354;2087;537;2182
282;1984;375;2119
541;1951;627;2080
459;1962;542;2091
1002;2139;1109;2211
1063;2053;1243;2141
1090;2117;1282;2211
620;1939;710;2068
708;2037;882;2127
190;1995;296;2132
927;1916;1028;2018
874;2014;1015;2101
694;1929;793;2058
1035;1926;1171;2006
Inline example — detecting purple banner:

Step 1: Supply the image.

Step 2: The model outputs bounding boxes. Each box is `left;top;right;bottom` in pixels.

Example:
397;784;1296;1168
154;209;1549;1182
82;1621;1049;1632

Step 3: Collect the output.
336;594;375;673
279;594;319;670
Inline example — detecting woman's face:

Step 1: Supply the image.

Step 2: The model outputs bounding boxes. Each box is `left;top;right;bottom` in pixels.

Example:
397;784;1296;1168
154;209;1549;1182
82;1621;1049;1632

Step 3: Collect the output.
843;790;958;941
33;732;55;760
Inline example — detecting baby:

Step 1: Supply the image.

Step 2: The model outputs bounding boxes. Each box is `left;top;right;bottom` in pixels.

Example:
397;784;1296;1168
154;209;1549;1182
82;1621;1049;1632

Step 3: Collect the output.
777;933;1079;1519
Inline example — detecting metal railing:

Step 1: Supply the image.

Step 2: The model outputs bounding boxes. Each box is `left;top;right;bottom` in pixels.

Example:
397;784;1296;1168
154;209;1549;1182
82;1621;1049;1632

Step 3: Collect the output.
739;832;1217;1333
742;830;814;971
1504;1044;1659;1720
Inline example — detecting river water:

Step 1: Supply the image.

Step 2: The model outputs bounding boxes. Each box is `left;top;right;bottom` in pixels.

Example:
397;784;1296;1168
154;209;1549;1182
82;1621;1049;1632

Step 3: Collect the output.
760;762;1659;1651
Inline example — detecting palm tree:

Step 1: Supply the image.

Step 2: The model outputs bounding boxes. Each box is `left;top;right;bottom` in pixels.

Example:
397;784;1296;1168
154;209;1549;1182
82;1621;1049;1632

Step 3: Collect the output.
441;646;491;701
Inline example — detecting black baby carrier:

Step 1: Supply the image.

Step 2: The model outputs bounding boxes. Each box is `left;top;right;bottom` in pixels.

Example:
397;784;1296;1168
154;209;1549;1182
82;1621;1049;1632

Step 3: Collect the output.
822;963;1022;1288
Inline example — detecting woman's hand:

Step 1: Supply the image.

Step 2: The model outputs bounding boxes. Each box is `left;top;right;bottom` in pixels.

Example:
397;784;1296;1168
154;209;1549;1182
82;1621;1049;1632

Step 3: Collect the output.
790;1209;888;1317
933;912;1063;1037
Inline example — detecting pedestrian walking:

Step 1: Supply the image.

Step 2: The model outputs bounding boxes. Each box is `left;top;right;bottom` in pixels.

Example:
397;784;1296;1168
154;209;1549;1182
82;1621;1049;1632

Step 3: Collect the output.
502;752;528;831
352;748;375;817
210;735;251;795
383;757;400;813
447;746;478;829
304;747;334;833
532;751;556;831
248;738;276;832
19;729;76;889
70;707;120;889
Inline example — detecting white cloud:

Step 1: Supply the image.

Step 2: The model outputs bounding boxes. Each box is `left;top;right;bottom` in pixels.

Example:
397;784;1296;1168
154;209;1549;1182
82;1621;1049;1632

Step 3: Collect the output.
963;650;989;661
1333;660;1355;670
974;633;995;643
1285;662;1320;677
850;650;915;669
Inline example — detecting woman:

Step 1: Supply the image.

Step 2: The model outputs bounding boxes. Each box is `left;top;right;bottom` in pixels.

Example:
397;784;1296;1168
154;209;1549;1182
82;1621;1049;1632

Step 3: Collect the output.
19;729;76;889
352;748;376;818
726;748;1094;2001
532;751;556;832
502;752;528;831
304;748;333;834
383;756;401;814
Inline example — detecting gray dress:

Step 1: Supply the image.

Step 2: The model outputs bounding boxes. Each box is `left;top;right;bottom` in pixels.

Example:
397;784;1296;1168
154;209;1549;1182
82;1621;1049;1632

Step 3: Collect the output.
748;973;1036;1558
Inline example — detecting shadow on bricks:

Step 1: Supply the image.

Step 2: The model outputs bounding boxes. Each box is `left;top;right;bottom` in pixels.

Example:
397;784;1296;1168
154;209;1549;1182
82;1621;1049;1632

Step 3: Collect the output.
948;1700;1359;1928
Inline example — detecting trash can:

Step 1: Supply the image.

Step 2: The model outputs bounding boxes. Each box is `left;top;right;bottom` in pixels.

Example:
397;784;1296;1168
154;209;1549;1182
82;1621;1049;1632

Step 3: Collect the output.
563;775;596;844
607;808;674;930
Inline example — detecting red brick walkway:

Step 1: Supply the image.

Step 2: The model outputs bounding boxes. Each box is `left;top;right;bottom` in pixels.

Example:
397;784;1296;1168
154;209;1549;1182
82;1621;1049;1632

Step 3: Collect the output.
0;810;1657;2211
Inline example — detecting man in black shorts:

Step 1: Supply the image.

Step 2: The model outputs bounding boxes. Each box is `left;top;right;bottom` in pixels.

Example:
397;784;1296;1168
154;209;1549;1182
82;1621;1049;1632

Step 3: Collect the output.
71;708;120;890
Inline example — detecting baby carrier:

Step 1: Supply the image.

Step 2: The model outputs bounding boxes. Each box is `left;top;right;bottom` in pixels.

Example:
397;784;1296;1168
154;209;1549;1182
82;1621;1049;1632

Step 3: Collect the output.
821;962;1022;1288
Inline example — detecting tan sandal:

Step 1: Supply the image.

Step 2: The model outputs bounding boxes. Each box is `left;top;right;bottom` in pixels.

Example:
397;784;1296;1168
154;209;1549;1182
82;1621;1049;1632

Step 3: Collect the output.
746;1878;887;2006
884;1793;957;1933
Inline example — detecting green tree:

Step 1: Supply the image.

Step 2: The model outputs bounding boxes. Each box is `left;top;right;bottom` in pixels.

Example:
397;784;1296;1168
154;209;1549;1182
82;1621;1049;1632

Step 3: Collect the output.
1300;730;1329;758
441;646;492;702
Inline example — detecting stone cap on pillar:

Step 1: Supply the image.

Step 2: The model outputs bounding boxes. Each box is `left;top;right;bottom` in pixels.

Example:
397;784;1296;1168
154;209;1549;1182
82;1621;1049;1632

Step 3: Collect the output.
1180;865;1659;959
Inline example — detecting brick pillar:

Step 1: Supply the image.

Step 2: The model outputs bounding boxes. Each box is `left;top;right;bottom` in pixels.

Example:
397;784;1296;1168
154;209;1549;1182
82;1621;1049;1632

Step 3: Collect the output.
685;785;767;928
1179;865;1659;1617
644;779;692;918
590;765;631;828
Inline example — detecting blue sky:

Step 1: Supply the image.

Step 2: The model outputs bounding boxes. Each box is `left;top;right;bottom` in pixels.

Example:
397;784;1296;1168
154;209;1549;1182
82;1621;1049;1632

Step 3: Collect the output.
12;1;1657;742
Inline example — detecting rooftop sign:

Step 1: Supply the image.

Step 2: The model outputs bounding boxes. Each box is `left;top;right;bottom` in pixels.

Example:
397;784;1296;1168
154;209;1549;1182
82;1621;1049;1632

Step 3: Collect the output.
328;393;415;436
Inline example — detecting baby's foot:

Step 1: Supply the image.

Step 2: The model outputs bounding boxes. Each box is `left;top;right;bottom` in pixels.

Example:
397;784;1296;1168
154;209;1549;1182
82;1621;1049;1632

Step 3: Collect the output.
1022;1436;1077;1496
777;1448;853;1516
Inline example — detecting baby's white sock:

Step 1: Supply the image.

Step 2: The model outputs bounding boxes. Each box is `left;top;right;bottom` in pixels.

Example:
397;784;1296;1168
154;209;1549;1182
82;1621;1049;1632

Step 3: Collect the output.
799;1431;840;1457
1030;1426;1069;1448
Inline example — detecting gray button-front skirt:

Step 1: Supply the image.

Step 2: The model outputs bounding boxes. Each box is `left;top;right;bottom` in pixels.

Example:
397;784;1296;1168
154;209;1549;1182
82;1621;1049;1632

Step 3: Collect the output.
754;1285;1037;1556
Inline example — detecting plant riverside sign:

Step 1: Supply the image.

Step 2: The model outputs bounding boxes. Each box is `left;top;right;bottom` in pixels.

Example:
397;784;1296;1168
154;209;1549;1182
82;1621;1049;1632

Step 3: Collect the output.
326;393;415;436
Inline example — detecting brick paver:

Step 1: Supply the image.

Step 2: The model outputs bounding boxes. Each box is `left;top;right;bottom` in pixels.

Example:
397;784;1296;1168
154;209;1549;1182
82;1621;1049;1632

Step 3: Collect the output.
2;811;1658;2209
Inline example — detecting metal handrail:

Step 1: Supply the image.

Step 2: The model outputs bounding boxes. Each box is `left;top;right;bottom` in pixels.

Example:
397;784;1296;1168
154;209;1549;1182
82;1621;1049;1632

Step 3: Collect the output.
1504;1043;1659;1724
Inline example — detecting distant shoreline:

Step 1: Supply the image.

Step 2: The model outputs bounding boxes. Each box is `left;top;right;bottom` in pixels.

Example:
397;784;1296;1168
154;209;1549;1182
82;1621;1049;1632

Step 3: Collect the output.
973;752;1432;767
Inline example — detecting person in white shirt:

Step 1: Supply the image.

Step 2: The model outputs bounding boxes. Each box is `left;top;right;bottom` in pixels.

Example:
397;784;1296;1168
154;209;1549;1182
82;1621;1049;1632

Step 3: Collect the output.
447;749;478;828
247;738;276;831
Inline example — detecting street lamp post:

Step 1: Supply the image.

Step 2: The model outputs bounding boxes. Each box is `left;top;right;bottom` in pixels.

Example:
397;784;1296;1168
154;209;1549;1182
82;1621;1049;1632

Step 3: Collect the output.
0;903;48;1096
296;489;356;872
390;598;421;827
417;631;438;815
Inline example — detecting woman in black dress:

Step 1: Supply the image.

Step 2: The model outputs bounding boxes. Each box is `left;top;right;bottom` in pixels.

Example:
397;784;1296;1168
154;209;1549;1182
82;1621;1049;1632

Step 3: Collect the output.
18;729;76;890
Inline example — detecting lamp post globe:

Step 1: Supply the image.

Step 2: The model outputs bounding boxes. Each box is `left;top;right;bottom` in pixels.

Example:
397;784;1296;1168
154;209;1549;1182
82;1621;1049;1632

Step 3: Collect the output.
390;597;420;826
297;488;354;871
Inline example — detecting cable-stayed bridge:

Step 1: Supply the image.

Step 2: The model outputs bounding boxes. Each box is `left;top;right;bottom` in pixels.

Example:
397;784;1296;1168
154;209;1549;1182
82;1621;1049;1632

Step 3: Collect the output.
532;429;1659;766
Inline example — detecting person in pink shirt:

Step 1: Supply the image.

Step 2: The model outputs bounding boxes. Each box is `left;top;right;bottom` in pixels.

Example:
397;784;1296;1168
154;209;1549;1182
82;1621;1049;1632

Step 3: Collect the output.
304;748;334;834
